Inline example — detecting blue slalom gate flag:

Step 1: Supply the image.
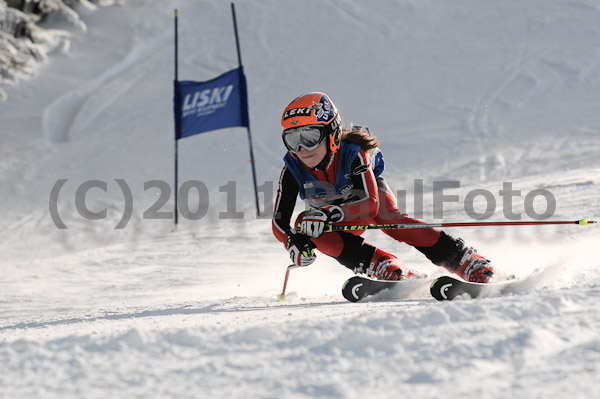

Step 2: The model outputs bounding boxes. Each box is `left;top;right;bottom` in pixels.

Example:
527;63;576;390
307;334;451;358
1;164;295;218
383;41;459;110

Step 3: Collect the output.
174;67;249;139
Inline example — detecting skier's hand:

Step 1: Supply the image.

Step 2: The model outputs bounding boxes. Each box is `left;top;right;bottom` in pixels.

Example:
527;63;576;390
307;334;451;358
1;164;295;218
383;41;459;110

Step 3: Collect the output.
299;206;344;238
286;233;317;267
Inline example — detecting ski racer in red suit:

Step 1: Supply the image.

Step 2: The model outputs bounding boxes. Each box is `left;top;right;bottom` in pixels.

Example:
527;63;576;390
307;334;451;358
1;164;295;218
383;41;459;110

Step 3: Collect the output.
272;92;498;283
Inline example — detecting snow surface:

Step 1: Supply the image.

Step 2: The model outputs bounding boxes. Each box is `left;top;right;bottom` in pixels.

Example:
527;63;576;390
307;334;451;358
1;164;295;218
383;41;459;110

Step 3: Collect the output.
0;0;599;398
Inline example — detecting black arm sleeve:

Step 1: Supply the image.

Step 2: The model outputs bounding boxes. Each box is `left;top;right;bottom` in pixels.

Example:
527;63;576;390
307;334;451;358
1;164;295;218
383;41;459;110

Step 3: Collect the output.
273;167;300;239
348;155;370;201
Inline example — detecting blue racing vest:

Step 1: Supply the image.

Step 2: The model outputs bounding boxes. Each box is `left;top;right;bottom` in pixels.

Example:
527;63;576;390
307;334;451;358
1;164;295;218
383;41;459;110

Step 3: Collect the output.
283;140;384;208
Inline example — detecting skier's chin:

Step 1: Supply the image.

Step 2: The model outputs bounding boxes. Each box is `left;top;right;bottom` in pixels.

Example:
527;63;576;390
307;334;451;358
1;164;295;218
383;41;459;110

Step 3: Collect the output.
296;142;327;168
299;151;327;168
300;154;320;168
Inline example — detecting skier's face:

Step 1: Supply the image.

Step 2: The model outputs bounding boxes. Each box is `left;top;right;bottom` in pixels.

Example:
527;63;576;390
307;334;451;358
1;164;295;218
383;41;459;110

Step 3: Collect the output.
296;141;327;168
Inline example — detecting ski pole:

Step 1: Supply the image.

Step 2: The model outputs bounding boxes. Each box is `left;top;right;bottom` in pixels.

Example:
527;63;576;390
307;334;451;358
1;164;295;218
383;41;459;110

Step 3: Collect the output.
297;217;595;234
277;264;299;301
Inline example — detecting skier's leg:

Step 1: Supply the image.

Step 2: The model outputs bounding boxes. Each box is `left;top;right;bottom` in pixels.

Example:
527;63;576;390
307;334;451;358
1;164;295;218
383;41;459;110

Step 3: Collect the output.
294;212;416;280
334;233;418;281
415;231;496;283
374;177;496;283
374;177;440;247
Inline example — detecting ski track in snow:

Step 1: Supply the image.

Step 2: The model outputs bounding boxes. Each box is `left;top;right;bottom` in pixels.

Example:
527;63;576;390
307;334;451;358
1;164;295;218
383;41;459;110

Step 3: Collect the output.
42;30;172;143
1;283;599;398
1;0;599;398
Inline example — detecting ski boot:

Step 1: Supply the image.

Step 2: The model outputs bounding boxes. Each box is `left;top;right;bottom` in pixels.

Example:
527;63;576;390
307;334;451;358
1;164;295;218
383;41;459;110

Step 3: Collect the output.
366;249;419;281
455;247;496;283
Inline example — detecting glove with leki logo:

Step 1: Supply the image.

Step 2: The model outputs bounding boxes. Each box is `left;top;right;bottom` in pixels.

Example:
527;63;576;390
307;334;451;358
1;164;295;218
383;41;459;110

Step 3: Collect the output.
299;205;344;238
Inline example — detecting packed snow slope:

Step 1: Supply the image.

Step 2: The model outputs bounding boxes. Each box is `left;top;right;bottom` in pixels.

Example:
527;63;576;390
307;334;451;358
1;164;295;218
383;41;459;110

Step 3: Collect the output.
0;0;599;398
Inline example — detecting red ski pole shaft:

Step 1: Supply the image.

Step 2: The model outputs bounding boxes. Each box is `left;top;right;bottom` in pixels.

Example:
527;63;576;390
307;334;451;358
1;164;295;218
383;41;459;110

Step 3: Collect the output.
296;217;596;233
280;264;298;297
437;219;595;228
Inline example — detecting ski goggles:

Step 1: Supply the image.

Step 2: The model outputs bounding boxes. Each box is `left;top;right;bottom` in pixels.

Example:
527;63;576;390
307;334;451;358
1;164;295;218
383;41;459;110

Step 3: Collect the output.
282;125;327;153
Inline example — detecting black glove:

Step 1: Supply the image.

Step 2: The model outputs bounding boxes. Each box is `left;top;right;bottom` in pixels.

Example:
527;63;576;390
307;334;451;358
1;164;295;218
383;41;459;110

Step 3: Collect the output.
286;233;317;267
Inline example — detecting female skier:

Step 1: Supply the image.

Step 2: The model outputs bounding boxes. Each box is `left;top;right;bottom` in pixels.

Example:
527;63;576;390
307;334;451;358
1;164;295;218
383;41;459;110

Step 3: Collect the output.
272;92;497;283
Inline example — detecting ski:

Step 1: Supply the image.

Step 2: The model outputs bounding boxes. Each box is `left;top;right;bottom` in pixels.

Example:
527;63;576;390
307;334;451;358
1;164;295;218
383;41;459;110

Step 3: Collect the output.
341;275;431;302
342;276;398;302
429;275;521;301
343;274;522;303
